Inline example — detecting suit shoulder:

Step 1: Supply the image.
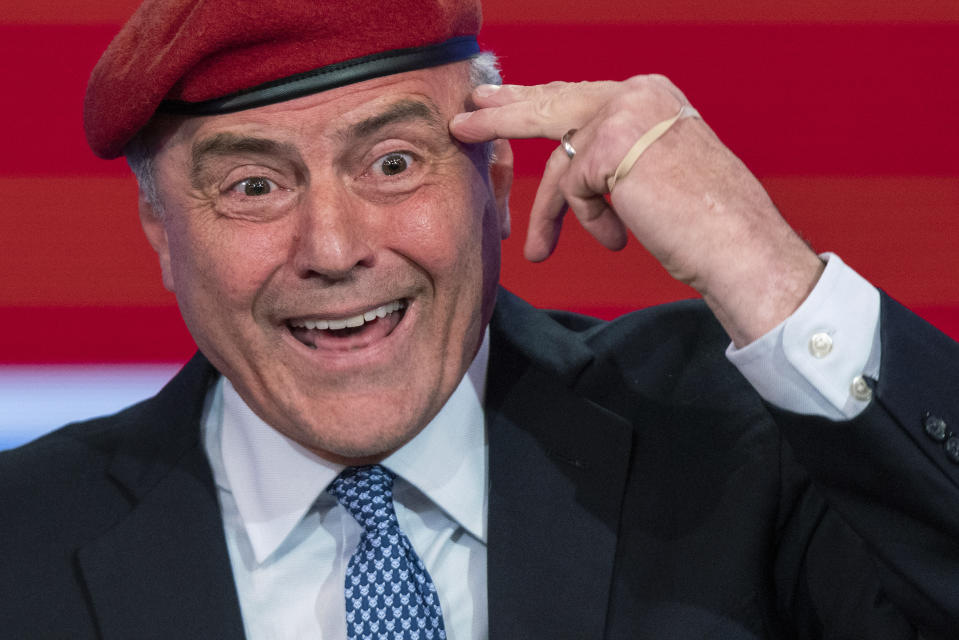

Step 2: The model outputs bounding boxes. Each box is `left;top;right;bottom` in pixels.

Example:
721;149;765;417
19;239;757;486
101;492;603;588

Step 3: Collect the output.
0;399;149;490
558;300;761;415
493;290;752;411
1;353;215;488
0;402;160;558
543;299;734;377
565;298;725;347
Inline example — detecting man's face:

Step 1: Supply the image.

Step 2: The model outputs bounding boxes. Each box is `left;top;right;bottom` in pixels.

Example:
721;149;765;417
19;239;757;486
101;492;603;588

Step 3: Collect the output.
140;62;510;464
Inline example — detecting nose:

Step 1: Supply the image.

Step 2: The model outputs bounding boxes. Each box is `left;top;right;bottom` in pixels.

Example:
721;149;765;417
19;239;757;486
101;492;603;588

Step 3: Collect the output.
290;188;375;280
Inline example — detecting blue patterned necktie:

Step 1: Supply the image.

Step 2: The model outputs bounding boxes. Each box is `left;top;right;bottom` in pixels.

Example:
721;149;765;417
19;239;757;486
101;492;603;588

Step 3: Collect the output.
328;464;447;640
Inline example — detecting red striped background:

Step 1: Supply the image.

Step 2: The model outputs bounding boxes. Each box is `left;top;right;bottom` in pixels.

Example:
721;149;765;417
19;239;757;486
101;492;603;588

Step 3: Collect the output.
1;1;957;365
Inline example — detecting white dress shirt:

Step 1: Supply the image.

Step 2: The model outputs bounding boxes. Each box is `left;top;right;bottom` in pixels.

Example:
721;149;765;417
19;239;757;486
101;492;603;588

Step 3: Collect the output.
202;255;881;639
203;333;490;640
727;253;881;420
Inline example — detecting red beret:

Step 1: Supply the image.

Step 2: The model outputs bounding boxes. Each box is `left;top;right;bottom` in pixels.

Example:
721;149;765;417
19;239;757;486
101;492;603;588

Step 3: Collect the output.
84;0;482;159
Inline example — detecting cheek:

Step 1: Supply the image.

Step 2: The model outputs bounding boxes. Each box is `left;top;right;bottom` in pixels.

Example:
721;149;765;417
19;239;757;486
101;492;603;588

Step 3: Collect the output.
391;184;487;279
166;215;289;312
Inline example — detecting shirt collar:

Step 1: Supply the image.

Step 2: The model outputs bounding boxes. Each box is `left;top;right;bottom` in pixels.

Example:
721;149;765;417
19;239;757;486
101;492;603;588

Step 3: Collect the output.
207;330;489;565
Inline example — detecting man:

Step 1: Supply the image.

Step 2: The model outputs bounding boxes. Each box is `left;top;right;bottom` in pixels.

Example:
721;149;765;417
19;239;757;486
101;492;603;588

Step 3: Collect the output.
2;0;957;638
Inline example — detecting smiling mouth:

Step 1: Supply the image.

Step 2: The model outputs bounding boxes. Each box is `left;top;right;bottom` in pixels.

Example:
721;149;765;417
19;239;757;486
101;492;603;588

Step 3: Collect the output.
287;299;408;350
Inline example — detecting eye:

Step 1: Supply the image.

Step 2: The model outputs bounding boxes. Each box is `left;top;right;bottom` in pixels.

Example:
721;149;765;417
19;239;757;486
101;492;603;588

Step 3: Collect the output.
231;176;278;196
375;152;414;177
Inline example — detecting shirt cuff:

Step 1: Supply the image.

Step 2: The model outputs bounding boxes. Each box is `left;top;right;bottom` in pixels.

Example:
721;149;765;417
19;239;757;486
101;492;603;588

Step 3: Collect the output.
726;253;881;421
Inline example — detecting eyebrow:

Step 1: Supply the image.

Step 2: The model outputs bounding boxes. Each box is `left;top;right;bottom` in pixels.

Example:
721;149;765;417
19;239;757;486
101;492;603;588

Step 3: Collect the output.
188;98;446;186
343;98;445;143
190;133;301;187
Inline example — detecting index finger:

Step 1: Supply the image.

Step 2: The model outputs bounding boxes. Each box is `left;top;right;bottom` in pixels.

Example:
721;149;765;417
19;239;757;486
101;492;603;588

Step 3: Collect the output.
449;81;618;143
450;101;554;143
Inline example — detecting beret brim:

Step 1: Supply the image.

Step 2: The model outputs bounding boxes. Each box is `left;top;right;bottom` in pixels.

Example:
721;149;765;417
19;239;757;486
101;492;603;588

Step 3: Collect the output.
158;37;480;117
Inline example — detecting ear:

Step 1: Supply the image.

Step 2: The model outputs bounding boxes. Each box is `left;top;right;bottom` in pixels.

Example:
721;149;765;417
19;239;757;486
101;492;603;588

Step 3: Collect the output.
138;194;176;293
488;138;513;240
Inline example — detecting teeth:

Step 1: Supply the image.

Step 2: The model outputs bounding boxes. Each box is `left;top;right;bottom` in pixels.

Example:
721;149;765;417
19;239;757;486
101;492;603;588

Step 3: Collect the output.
291;300;405;331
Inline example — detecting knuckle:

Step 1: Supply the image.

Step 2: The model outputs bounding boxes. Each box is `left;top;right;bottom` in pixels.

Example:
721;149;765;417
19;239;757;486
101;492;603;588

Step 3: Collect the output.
532;97;554;123
615;74;684;119
545;147;570;172
607;90;641;114
648;73;675;87
595;111;635;153
621;73;676;98
623;74;656;91
574;197;604;224
536;81;569;107
605;92;651;131
556;173;576;201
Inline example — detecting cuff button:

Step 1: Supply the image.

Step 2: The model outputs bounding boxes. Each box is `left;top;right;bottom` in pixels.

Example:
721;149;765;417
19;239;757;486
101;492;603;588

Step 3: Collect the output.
923;413;948;442
945;437;959;464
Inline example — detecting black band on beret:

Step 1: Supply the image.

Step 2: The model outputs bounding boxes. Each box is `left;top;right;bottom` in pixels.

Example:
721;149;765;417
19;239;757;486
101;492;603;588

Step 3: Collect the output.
158;35;481;116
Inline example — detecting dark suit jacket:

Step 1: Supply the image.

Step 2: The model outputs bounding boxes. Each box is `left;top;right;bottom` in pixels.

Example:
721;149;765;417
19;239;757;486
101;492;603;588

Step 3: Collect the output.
2;290;957;639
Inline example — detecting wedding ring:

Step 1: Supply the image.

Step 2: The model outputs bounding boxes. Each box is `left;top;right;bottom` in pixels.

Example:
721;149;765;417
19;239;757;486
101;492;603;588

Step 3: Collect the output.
561;128;578;159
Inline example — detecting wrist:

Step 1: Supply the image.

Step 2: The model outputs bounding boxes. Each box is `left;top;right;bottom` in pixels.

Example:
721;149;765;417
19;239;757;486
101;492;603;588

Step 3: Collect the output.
701;240;824;347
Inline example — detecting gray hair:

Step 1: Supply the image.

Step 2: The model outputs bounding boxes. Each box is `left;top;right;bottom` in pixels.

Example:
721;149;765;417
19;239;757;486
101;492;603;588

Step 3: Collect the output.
124;136;163;215
469;51;503;167
126;52;502;218
469;50;502;93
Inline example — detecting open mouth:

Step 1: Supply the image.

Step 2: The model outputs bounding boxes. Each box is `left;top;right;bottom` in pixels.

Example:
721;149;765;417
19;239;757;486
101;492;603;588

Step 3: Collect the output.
287;299;408;351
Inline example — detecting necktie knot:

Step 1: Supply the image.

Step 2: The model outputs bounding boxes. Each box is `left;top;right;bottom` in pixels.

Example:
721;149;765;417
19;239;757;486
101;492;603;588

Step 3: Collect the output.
328;464;398;534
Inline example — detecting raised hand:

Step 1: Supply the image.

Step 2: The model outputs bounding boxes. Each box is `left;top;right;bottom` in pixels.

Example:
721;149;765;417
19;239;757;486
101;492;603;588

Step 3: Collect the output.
450;76;824;346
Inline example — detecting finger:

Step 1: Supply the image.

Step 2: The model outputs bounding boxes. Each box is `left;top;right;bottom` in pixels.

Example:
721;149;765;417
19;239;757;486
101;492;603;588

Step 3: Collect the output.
450;101;556;143
566;192;629;252
553;123;629;252
470;81;621;111
526;128;629;260
450;81;620;143
523;204;567;263
450;84;552;143
470;83;531;107
524;146;574;262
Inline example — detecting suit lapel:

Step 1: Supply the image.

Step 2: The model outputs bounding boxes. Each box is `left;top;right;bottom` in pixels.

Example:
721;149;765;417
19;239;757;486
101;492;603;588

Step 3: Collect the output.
486;291;633;639
76;354;247;639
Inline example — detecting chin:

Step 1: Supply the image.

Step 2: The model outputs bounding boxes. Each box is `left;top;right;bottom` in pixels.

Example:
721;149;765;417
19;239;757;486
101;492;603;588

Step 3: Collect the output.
270;388;441;465
290;417;421;465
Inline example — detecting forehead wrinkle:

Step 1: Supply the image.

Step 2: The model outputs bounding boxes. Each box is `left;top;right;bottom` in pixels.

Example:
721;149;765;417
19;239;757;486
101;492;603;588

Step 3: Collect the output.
190;132;302;187
341;98;445;144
